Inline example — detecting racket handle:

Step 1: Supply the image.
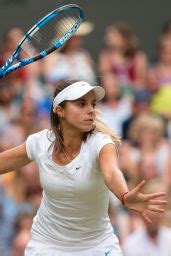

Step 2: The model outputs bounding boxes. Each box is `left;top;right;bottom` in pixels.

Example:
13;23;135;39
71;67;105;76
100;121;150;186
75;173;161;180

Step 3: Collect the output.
0;69;4;79
0;62;24;78
0;69;10;79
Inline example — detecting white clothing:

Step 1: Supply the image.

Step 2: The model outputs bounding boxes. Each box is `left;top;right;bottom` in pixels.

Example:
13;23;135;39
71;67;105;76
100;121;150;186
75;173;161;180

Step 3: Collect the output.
123;226;171;256
25;129;123;255
25;237;122;256
99;99;132;137
46;52;96;84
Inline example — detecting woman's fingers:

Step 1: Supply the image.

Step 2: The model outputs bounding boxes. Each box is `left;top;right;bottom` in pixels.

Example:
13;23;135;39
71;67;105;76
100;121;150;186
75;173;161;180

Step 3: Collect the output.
132;180;146;194
149;200;167;205
148;205;165;213
145;192;166;201
142;211;152;223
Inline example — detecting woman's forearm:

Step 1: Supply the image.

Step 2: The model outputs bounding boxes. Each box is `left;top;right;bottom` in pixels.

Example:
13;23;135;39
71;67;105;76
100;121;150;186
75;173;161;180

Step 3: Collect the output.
0;144;31;174
104;167;129;201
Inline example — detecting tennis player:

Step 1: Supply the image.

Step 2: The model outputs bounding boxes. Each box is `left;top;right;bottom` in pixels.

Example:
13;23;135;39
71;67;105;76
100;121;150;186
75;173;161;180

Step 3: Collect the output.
0;80;167;255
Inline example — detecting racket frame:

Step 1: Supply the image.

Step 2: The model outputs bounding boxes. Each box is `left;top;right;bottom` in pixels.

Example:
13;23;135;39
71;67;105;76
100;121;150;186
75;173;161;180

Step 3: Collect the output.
0;4;84;78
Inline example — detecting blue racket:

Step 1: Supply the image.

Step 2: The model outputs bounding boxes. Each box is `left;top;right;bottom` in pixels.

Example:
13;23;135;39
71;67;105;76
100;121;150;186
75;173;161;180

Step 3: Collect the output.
0;4;84;78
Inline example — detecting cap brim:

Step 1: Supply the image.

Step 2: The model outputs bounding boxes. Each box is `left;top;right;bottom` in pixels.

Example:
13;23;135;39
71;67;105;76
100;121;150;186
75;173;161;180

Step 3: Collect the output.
53;81;105;112
68;85;105;102
90;86;105;101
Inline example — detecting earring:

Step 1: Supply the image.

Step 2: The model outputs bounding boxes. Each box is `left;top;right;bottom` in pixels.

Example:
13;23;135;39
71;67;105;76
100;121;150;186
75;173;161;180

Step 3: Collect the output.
91;123;96;131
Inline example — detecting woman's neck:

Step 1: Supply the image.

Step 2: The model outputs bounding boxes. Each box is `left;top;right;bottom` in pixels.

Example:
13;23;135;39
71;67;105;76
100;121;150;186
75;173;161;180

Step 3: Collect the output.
61;127;83;153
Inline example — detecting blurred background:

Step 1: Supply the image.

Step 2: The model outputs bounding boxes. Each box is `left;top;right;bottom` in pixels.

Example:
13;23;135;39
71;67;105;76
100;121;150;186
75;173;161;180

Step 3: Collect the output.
0;0;171;255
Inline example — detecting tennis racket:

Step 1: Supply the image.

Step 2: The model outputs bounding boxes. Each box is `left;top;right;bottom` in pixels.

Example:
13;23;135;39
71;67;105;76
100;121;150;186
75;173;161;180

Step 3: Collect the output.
0;4;84;78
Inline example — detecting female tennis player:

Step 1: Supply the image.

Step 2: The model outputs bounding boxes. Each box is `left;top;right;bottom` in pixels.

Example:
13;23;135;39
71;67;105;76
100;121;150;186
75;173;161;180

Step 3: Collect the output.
0;80;167;256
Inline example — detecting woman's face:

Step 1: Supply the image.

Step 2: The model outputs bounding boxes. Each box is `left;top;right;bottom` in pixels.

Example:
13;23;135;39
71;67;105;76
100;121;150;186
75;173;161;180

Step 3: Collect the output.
102;73;120;100
60;91;96;132
6;27;24;50
138;126;160;144
159;38;171;64
104;28;125;50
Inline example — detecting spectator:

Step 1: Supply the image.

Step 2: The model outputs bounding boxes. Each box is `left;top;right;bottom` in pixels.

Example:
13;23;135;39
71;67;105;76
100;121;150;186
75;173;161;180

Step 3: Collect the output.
128;114;170;185
161;19;171;35
99;22;148;89
122;89;152;140
99;72;132;137
43;21;96;84
147;34;171;91
0;162;41;255
123;178;171;256
0;81;21;137
0;27;27;83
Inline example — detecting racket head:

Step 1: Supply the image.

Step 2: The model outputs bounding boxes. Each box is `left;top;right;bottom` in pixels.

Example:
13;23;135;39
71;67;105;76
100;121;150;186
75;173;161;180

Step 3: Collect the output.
15;4;84;62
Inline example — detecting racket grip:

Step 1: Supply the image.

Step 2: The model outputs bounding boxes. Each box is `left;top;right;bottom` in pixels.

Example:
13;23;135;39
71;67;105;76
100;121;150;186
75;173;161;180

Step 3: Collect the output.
0;63;21;78
0;69;4;79
0;68;14;79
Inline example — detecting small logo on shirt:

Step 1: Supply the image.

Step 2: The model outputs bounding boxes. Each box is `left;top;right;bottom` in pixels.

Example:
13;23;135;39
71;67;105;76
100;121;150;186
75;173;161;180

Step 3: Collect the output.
76;166;81;170
105;250;111;256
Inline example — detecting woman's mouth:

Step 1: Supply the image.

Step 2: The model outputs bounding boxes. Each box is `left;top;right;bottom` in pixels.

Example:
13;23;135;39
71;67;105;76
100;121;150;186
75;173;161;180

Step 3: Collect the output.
84;119;94;122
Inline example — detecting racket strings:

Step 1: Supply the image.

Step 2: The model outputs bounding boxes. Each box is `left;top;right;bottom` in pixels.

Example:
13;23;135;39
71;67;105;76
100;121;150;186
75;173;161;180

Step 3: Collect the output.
20;9;79;60
45;10;77;44
22;15;76;58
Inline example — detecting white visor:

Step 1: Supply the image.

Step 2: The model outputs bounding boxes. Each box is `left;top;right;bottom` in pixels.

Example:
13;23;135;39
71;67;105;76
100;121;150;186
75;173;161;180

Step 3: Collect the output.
53;81;105;112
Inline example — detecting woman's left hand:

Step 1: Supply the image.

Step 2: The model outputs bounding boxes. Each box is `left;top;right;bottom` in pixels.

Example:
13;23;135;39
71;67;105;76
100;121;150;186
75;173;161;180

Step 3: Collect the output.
124;180;168;223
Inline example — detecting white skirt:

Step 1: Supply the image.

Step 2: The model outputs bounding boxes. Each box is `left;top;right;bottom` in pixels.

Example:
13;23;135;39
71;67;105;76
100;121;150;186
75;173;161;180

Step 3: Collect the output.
25;235;123;256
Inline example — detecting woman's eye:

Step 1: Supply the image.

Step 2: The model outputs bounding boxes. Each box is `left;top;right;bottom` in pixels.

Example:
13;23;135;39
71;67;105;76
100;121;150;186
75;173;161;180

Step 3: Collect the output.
78;102;85;107
76;102;96;108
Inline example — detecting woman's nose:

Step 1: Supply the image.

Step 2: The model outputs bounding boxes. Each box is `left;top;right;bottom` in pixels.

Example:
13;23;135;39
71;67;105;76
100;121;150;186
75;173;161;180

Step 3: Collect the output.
87;104;95;113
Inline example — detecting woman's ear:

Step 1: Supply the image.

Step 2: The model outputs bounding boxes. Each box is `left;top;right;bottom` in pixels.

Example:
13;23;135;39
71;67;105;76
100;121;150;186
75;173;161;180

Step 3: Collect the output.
56;106;64;118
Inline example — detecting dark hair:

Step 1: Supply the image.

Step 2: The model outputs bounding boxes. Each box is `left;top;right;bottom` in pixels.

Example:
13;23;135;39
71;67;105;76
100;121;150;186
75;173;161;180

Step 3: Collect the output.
107;22;139;58
162;20;171;34
157;33;171;52
50;80;78;152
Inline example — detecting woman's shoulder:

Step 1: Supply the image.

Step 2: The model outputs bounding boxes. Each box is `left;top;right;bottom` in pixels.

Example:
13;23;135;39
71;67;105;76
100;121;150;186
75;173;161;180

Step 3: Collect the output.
85;131;115;158
26;129;54;160
29;128;49;137
87;131;112;144
27;129;54;143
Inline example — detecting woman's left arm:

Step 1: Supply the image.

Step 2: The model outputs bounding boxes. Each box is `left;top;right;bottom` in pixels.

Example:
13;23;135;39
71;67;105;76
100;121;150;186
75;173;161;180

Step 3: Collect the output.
99;144;167;223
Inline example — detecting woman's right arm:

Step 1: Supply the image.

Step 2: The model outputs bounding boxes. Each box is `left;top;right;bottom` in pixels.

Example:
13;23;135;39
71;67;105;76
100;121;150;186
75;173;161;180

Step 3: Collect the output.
0;143;32;175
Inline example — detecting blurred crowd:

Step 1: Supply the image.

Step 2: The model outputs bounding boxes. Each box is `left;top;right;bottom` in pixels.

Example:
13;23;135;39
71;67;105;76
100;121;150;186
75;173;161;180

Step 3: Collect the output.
0;20;171;256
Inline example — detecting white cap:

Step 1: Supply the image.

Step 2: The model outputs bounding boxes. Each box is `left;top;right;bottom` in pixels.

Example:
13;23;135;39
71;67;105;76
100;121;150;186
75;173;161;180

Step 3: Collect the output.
75;21;94;36
53;81;105;112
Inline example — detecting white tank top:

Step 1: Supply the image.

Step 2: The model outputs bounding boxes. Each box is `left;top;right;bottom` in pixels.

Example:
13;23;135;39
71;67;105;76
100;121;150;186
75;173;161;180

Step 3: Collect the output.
26;129;115;249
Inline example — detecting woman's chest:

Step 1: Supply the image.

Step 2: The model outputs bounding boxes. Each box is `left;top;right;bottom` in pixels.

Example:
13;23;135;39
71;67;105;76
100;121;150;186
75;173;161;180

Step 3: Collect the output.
37;154;104;199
